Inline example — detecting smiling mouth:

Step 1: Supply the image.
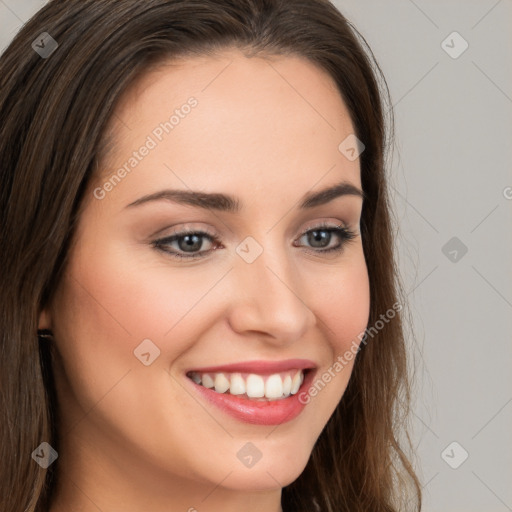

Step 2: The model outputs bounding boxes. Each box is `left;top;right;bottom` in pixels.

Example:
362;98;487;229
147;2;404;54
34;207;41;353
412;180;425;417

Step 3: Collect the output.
186;369;309;401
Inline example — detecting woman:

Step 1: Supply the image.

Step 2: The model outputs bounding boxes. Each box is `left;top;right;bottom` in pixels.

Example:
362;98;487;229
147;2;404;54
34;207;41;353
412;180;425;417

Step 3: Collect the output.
0;1;422;510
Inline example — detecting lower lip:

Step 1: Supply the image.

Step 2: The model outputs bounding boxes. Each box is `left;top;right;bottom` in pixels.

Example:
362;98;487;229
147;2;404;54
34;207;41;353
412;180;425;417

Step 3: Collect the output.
187;370;316;425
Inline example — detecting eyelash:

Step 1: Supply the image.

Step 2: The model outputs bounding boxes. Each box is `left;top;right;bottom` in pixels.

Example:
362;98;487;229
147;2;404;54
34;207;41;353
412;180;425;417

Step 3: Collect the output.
152;222;357;261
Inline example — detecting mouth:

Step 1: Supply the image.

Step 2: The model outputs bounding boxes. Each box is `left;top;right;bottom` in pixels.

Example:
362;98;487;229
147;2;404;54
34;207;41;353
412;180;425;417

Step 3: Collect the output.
184;359;317;425
186;368;308;401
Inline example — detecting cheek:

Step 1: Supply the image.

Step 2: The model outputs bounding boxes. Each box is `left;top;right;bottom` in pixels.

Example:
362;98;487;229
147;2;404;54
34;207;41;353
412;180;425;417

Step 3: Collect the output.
56;241;217;351
298;248;370;419
49;245;228;474
311;249;371;355
49;241;235;423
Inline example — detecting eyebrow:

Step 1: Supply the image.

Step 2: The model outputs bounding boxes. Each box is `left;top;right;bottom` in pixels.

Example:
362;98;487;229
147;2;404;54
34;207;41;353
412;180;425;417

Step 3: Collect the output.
125;180;365;212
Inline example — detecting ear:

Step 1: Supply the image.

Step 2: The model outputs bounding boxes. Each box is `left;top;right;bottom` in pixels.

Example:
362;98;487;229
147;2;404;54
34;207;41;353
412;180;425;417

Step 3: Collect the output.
38;307;52;331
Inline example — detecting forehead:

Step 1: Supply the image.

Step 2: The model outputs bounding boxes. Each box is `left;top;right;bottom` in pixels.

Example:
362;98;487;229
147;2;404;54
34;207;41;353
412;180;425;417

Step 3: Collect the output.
95;49;361;206
112;48;348;127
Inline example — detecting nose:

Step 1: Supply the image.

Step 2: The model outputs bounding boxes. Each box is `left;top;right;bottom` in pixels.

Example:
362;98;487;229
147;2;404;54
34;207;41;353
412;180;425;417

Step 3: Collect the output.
226;246;316;345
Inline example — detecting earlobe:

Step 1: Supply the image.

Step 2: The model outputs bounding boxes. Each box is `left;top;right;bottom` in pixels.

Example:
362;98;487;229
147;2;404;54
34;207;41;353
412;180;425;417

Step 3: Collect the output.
38;307;52;331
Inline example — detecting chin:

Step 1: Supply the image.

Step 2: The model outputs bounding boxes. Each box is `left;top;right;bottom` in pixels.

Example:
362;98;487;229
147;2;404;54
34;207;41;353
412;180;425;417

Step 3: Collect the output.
214;446;312;491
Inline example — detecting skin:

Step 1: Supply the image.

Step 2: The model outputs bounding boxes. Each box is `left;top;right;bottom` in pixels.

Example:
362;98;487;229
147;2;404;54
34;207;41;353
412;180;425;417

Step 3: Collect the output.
40;48;370;512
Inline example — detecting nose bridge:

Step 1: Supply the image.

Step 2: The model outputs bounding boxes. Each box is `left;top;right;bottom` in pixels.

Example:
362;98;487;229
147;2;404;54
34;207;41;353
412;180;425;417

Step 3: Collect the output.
228;235;316;342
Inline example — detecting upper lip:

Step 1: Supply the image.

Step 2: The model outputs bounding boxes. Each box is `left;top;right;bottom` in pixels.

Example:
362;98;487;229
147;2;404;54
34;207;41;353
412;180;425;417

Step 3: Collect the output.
185;358;316;375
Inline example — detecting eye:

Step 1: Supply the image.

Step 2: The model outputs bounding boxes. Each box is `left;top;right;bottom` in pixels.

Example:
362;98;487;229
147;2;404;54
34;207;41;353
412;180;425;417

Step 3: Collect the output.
152;229;220;260
294;222;357;255
152;222;358;261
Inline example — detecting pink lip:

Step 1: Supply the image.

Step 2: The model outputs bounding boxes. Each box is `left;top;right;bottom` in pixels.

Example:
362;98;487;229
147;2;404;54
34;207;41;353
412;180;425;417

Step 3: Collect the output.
185;358;316;375
185;367;317;426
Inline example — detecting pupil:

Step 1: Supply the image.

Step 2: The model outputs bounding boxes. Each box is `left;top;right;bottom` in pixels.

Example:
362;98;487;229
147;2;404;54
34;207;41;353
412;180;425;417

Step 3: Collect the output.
180;234;202;252
309;230;330;248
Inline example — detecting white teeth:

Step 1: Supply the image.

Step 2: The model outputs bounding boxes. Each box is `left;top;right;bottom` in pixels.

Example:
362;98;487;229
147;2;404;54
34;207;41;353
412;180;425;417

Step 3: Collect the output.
283;375;292;395
290;370;303;394
189;369;307;401
265;374;283;399
229;373;246;395
246;374;265;398
214;373;230;393
202;373;214;388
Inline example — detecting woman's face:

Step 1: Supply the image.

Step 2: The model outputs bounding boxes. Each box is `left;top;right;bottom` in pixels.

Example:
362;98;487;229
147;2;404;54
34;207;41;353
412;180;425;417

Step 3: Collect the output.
41;49;370;509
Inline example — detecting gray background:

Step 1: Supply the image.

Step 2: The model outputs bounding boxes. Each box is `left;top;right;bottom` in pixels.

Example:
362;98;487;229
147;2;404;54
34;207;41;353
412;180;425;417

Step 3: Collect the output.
1;1;511;511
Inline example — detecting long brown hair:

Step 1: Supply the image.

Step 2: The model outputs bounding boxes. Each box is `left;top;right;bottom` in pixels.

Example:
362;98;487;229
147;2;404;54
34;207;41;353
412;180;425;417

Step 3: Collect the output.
0;1;421;510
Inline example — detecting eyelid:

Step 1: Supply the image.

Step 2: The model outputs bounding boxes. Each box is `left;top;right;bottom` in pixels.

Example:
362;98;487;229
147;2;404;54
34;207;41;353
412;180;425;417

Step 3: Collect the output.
298;220;345;236
150;222;217;239
152;220;358;261
153;219;352;242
